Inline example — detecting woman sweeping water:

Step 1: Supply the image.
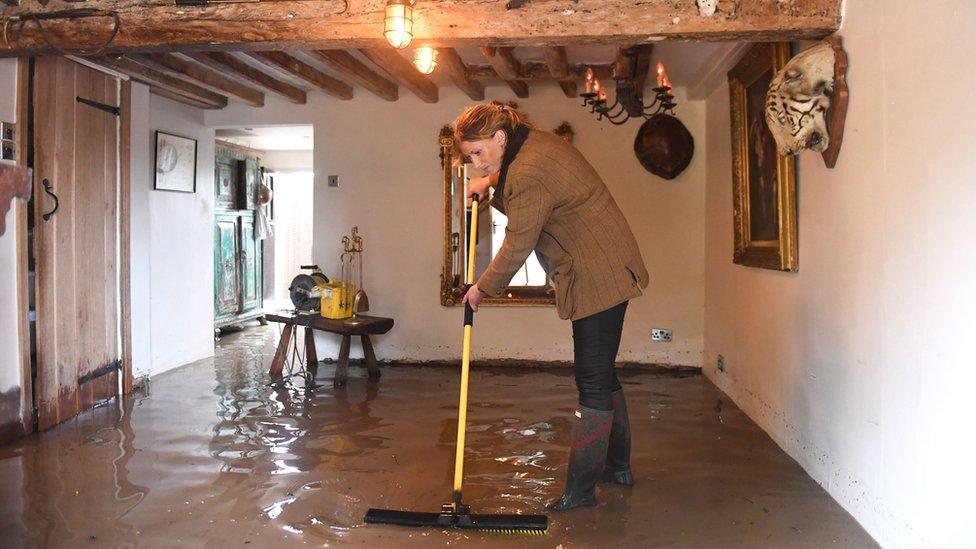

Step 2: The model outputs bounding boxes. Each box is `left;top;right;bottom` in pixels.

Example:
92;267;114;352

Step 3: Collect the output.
454;102;649;510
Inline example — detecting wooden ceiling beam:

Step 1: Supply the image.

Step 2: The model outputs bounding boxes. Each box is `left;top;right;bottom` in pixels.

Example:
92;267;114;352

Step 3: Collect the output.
613;44;653;90
359;48;438;104
437;47;484;101
310;50;398;102
92;56;228;109
187;52;306;105
480;47;528;98
468;63;613;81
543;46;570;79
147;86;217;110
248;51;353;100
0;1;841;55
133;53;265;107
543;46;577;98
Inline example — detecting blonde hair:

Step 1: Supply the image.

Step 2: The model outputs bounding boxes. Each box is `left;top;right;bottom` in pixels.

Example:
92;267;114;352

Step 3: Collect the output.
452;101;528;164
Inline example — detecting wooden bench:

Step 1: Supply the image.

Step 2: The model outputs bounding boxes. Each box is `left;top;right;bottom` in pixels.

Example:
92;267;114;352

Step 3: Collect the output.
266;312;394;386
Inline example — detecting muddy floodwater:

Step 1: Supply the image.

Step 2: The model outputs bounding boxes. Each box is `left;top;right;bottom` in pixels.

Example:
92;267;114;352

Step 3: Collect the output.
0;326;876;547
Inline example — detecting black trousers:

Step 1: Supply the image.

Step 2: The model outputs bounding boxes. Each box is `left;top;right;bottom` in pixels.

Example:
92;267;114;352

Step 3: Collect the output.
571;300;628;411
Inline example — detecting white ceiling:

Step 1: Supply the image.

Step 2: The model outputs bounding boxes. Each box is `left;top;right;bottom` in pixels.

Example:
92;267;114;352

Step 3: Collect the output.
215;125;314;151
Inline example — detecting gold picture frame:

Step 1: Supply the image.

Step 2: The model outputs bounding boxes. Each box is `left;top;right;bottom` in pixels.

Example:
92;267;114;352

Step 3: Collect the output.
728;42;798;272
438;126;555;307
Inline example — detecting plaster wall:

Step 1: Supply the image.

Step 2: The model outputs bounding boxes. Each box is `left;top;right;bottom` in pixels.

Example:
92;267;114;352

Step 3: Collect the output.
207;83;706;366
701;1;976;546
144;94;216;375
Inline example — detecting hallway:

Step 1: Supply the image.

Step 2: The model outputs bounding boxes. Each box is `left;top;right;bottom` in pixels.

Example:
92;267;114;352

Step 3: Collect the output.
0;326;875;547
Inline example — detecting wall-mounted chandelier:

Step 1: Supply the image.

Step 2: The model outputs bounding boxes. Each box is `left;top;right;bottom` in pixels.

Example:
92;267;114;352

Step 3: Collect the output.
580;59;675;126
580;49;694;180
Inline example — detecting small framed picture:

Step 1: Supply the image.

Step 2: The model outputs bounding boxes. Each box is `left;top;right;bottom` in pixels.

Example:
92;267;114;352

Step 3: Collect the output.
154;130;197;193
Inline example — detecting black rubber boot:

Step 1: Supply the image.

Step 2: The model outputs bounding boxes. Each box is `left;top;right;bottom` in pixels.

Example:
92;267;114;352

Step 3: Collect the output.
602;389;635;486
548;406;613;511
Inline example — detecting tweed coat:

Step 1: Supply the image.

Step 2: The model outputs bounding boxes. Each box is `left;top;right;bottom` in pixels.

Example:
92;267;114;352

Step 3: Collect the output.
476;128;649;321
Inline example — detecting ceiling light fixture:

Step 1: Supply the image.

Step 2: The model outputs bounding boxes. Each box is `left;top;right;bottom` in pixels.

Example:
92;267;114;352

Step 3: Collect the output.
413;46;438;74
384;0;415;49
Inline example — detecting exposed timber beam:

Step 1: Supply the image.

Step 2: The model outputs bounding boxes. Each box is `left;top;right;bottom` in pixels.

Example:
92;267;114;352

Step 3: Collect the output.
437;47;484;101
134;53;265;107
248;51;353;100
480;47;528;98
0;1;842;56
613;44;653;90
187;52;306;104
310;50;398;102
359;48;438;104
468;63;613;81
93;56;227;109
148;86;217;110
543;46;576;98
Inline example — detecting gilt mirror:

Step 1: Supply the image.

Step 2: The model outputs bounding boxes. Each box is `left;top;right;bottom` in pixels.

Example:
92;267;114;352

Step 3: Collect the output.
439;126;556;307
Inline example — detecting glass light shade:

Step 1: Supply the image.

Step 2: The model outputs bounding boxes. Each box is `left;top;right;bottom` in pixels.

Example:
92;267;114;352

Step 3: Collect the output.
384;0;413;49
414;46;438;74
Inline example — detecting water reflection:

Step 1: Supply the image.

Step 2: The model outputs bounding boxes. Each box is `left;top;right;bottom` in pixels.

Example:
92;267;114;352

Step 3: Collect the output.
0;326;878;548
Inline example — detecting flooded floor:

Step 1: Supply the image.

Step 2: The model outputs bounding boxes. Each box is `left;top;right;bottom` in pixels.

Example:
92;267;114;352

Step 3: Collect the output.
0;326;877;548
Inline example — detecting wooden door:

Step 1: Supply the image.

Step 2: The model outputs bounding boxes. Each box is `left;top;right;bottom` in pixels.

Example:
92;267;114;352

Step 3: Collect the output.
214;213;241;320
239;213;261;312
32;57;121;430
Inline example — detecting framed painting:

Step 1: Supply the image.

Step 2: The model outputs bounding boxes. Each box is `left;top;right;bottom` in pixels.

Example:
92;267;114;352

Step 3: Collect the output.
154;130;197;193
728;42;798;272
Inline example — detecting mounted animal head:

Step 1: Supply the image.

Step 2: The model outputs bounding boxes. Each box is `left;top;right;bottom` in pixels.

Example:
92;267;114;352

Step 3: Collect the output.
765;41;835;155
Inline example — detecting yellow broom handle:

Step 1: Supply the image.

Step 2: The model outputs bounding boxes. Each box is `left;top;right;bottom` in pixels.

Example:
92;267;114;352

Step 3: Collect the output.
452;195;480;498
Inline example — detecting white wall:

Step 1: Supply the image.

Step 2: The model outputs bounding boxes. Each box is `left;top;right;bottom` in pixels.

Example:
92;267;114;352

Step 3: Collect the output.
0;58;23;431
702;2;976;547
128;82;153;380
208;83;706;366
141;94;216;375
262;149;313;173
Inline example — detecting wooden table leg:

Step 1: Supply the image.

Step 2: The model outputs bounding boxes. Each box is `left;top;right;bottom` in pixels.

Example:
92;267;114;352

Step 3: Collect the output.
305;327;318;378
334;334;351;387
269;324;293;377
361;334;381;378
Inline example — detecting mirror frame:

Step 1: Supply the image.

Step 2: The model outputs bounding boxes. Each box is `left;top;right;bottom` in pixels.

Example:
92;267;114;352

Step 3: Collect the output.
439;126;556;307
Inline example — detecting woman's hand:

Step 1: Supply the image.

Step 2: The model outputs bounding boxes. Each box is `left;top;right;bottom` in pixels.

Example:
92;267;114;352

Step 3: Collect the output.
466;175;494;205
462;284;486;311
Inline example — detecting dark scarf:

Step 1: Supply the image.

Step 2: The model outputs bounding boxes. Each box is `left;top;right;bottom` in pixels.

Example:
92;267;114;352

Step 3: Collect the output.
492;124;530;214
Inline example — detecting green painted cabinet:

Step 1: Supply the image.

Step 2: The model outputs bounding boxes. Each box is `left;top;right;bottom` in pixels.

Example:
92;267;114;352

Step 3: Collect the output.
214;213;240;318
239;214;262;312
214;142;265;329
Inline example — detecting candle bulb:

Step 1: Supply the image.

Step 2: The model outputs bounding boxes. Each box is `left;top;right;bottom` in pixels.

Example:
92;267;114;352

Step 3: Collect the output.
593;78;601;94
584;67;594;94
597;88;608;103
656;62;665;88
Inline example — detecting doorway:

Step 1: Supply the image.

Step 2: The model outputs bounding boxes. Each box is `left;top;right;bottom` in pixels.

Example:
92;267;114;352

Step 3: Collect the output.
213;125;314;323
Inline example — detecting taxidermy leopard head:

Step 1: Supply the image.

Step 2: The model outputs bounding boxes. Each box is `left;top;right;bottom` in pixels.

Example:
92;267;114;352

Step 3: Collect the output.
765;41;835;155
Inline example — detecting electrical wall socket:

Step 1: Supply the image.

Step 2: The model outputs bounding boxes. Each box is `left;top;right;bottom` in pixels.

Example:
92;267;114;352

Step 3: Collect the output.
328;175;339;187
651;328;672;342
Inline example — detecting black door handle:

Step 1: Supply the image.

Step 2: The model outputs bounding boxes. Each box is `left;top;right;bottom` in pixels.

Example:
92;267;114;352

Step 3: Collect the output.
42;178;59;221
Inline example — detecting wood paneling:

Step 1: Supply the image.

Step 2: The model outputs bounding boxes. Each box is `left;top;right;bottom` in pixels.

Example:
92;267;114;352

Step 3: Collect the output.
32;57;121;430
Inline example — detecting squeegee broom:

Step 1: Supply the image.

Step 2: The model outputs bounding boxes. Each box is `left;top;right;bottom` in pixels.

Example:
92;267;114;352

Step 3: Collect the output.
364;195;548;535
